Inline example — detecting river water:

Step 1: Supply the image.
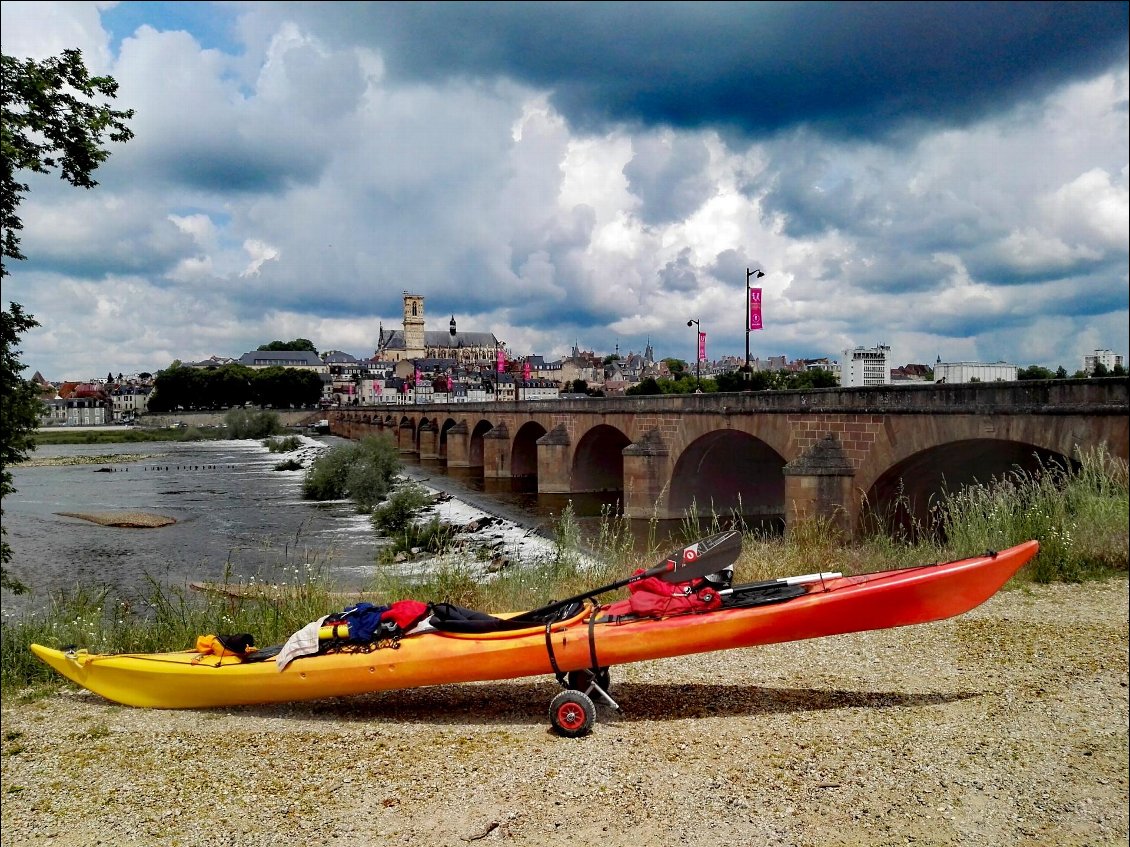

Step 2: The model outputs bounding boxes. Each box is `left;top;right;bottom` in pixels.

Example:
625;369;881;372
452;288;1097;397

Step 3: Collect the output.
1;437;386;617
1;436;654;619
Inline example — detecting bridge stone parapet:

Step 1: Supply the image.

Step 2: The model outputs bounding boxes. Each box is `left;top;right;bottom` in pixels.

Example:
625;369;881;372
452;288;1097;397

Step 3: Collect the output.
328;378;1128;535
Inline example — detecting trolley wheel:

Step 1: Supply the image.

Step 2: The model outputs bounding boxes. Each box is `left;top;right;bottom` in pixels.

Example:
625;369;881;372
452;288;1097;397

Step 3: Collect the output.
549;690;596;738
567;666;611;694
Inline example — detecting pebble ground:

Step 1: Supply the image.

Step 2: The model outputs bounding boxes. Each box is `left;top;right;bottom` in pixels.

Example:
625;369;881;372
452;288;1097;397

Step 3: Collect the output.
2;578;1126;847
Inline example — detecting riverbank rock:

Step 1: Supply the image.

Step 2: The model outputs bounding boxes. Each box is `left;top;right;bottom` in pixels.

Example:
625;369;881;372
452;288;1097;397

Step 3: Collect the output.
56;511;177;528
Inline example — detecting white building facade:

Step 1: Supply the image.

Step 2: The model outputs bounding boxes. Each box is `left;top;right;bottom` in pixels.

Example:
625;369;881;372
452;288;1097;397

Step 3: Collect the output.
841;345;892;387
934;361;1018;383
1083;349;1124;374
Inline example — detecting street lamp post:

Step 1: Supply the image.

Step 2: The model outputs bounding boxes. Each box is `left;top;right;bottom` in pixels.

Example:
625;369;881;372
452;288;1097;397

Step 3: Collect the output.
745;268;765;378
686;318;701;390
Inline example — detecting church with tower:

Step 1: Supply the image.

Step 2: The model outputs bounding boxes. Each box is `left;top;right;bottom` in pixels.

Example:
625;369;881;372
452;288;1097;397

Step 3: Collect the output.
375;293;502;364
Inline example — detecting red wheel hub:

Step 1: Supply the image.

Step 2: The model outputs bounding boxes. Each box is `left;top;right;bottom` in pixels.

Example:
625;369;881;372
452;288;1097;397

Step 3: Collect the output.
555;702;587;731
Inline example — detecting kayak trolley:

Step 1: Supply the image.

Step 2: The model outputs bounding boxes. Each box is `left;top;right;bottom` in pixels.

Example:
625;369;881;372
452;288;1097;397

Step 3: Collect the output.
549;666;618;738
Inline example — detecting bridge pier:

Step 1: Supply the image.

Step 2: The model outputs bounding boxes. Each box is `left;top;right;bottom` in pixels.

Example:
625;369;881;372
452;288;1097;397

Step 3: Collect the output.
419;420;439;460
783;434;856;534
536;424;572;493
483;423;511;479
623;429;674;520
445;421;471;467
397;422;416;454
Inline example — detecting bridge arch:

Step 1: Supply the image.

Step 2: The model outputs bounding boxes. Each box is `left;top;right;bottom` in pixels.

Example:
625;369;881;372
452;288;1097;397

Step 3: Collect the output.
862;438;1070;536
572;424;631;493
512;421;547;481
468;419;493;468
669;429;787;523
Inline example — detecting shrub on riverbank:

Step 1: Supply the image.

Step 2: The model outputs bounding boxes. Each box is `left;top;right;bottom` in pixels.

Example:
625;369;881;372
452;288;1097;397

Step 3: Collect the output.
223;409;283;439
264;435;302;453
302;435;401;512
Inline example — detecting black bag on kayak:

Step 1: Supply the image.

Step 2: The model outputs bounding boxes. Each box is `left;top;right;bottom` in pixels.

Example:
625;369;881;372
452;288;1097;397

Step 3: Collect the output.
428;600;584;633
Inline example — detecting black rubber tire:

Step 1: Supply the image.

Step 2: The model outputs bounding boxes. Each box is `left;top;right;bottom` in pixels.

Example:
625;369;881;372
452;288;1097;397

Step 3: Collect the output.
567;666;611;694
549;690;596;737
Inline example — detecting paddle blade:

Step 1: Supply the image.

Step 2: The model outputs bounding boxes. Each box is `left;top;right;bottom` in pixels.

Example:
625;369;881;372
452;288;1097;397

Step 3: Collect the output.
646;530;743;583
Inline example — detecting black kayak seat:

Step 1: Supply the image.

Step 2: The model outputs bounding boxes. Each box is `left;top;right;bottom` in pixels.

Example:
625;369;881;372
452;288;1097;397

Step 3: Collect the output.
722;582;809;608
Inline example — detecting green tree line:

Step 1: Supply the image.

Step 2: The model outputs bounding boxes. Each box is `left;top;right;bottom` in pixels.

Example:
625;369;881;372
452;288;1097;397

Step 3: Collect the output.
147;362;323;412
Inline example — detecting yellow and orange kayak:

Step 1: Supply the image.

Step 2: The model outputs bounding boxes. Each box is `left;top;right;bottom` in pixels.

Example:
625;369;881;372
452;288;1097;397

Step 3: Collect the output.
30;541;1039;711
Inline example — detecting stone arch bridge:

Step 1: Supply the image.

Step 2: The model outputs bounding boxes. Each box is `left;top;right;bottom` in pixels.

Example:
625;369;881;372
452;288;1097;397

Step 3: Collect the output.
328;378;1128;534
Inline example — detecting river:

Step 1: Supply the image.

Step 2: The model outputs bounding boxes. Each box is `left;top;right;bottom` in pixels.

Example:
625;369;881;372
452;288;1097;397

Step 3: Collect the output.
1;435;667;619
1;437;385;617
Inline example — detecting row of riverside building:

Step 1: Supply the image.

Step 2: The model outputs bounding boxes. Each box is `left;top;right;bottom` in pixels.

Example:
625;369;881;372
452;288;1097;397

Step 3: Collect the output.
32;294;1123;425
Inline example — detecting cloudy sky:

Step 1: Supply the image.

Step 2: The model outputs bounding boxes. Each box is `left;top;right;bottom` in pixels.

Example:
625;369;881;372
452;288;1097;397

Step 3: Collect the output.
1;1;1126;381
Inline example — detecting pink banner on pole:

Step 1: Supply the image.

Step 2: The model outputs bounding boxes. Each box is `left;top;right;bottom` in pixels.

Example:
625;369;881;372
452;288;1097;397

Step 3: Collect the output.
522;361;531;380
749;287;763;331
496;349;505;373
697;332;706;362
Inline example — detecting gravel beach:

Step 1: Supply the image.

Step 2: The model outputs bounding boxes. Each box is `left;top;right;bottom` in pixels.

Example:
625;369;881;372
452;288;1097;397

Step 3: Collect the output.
2;577;1126;847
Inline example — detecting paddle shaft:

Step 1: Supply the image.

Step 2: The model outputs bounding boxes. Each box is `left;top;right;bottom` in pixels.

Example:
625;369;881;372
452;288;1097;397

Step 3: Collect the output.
722;571;842;595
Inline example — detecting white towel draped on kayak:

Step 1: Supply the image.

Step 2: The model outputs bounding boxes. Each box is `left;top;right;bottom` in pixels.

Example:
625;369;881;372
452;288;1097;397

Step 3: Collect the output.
276;616;329;671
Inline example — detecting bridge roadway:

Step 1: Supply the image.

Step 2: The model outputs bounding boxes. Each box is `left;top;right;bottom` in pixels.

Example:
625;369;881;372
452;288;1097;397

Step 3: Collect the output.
328;378;1129;534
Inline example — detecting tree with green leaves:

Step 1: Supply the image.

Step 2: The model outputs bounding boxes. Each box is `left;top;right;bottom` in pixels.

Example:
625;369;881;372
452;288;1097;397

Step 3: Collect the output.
1018;365;1057;381
257;338;318;353
1;49;134;591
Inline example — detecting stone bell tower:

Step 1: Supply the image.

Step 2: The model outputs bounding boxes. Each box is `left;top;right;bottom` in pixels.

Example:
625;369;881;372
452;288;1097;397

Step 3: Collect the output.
403;292;425;358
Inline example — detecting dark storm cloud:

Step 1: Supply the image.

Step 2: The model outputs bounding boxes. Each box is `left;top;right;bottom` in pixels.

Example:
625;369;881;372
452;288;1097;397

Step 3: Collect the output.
288;1;1128;140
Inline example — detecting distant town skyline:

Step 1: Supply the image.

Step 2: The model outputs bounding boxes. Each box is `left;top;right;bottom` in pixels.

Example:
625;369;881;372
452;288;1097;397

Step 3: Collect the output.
2;2;1126;380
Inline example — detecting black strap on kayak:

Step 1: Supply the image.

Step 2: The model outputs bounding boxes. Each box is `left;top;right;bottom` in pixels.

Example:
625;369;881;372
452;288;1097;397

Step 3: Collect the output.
544;621;565;685
587;605;601;674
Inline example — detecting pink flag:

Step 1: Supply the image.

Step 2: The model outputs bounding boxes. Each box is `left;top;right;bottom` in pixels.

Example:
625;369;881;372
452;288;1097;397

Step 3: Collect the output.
697;332;706;362
446;375;453;391
522;361;531;380
497;348;506;373
749;287;763;331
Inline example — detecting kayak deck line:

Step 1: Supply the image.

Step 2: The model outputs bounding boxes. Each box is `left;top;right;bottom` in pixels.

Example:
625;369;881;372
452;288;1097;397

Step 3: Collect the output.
30;539;1040;736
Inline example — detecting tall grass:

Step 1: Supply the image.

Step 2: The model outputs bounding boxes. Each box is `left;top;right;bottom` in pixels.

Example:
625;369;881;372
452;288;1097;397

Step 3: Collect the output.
930;445;1128;582
224;408;284;439
4;444;1125;698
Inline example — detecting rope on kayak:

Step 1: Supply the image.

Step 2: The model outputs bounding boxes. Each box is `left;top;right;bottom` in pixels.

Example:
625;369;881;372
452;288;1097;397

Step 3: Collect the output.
66;649;218;667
